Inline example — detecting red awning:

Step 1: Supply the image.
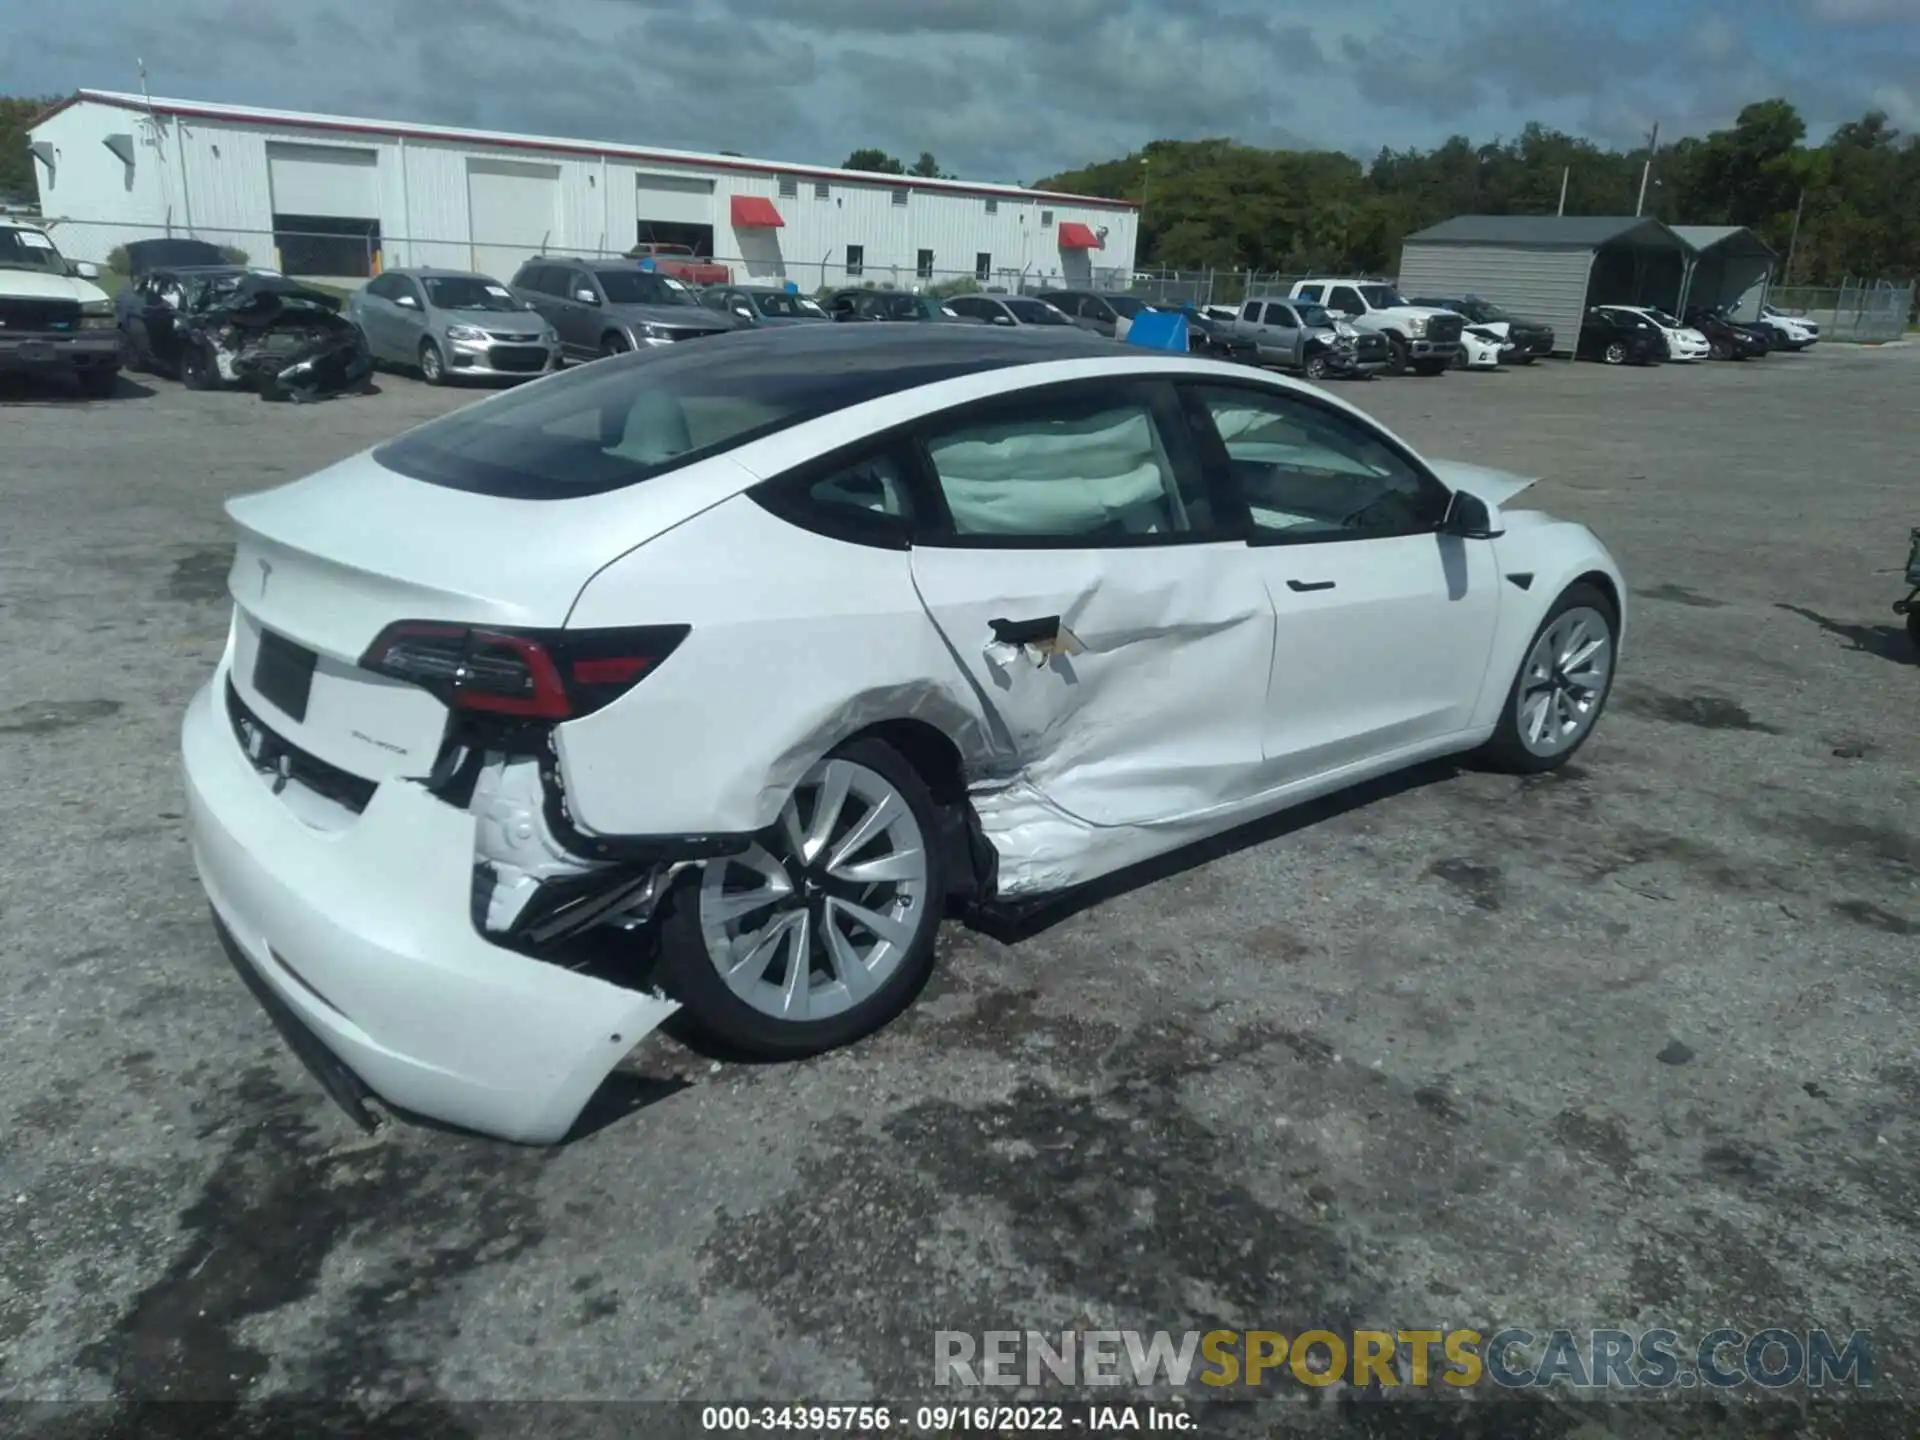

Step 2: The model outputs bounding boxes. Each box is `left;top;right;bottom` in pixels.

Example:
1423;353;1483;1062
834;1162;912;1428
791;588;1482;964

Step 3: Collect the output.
730;195;785;228
1057;221;1103;250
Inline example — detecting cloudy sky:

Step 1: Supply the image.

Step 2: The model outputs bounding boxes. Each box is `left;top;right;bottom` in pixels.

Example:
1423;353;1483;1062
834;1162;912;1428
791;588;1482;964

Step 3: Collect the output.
8;0;1919;182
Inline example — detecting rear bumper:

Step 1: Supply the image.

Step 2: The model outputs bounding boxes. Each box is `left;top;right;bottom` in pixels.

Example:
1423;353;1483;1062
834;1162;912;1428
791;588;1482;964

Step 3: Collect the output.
0;333;120;373
181;673;677;1143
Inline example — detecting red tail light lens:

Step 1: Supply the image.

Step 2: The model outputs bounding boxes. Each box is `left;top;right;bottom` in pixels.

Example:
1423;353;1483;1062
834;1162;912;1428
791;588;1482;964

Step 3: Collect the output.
360;622;689;721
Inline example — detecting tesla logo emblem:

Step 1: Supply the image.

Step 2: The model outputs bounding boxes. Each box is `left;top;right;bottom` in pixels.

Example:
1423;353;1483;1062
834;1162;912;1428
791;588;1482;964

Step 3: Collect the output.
257;558;273;597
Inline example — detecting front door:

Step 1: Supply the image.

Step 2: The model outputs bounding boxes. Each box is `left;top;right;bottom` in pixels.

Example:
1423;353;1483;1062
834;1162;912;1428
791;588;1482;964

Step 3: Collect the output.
907;377;1274;827
388;276;429;359
1181;380;1500;784
1253;302;1301;365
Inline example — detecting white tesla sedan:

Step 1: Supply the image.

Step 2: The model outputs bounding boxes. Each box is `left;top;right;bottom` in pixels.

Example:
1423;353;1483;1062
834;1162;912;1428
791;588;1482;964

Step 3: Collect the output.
182;325;1625;1143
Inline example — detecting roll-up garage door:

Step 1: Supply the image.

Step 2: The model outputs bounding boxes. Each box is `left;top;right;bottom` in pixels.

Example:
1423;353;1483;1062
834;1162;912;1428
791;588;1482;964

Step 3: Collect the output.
636;171;715;256
266;142;381;277
468;159;561;282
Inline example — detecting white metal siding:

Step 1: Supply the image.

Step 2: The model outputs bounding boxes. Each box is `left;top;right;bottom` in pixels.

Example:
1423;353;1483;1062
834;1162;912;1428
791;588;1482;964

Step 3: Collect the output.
265;142;380;217
467;159;560;280
1398;243;1596;355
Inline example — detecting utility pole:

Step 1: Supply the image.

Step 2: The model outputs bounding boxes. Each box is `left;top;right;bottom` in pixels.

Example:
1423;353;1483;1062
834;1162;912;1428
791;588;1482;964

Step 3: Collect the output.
1634;122;1660;217
1557;166;1569;216
1783;186;1806;285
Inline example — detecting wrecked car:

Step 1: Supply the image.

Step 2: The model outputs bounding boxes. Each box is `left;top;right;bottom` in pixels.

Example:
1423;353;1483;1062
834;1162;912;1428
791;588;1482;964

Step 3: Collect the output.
160;272;370;400
182;324;1626;1143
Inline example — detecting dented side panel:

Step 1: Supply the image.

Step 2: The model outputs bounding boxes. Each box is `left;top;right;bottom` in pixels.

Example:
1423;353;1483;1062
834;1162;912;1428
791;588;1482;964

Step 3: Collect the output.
910;542;1276;829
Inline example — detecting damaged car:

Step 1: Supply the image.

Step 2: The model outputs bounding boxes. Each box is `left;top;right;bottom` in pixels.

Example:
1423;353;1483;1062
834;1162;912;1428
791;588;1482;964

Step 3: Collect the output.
182;324;1626;1144
164;272;370;400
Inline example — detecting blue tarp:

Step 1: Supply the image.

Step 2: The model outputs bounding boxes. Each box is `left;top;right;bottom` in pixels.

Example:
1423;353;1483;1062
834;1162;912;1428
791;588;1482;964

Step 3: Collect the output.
1125;310;1189;352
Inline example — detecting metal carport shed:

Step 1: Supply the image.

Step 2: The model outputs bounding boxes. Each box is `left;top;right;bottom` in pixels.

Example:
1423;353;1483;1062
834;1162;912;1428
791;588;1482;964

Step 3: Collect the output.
1670;226;1777;322
1397;215;1689;356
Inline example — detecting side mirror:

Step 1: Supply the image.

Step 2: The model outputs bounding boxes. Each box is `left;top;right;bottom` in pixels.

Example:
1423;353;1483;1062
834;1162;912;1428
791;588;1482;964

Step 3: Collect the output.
992;313;1015;325
574;289;599;305
1442;490;1504;540
733;305;753;318
396;294;419;309
70;260;102;279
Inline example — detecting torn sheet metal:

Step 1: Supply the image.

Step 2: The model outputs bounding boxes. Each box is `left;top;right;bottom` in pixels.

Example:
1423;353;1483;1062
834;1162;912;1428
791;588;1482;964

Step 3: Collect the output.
185;273;371;401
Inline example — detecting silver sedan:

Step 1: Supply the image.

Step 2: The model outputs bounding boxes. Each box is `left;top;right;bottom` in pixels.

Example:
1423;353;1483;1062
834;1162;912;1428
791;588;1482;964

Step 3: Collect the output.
347;267;561;384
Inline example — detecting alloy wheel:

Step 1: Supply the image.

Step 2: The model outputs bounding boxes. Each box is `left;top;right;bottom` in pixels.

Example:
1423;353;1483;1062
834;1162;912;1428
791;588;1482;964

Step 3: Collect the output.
1515;606;1613;758
1603;342;1626;365
698;758;930;1023
420;341;444;384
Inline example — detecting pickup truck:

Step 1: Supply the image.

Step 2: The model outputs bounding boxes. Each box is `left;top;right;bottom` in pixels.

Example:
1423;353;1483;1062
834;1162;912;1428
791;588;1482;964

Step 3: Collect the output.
623;243;731;287
0;220;121;396
1226;295;1388;379
1287;278;1463;376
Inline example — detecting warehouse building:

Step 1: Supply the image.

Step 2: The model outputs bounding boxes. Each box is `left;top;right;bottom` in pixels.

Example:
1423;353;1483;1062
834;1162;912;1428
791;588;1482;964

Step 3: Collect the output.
26;90;1139;292
1397;215;1775;354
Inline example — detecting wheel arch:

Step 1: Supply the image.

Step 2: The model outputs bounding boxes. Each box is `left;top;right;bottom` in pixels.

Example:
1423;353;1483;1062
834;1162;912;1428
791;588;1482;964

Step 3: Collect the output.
1470;537;1628;731
824;715;998;907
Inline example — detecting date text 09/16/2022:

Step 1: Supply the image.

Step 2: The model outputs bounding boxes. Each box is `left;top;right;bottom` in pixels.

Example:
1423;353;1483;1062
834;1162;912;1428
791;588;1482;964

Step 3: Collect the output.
700;1403;1193;1433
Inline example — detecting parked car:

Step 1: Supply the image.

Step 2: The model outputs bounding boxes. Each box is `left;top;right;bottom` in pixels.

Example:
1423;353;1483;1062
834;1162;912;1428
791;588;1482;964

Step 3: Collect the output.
699;284;830;326
624;243;730;287
1576;306;1663;365
1156;304;1261;363
1681;306;1771;360
1604;305;1709;362
1408;297;1556;362
511;256;737;361
1030;289;1160;341
1455;327;1516;370
119;261;263;378
944;294;1076;329
825;289;976;323
180;323;1625;1144
1226;296;1387;379
166;273;372;400
1755;304;1819;351
348;268;561;384
0;219;120;396
1288;279;1463;376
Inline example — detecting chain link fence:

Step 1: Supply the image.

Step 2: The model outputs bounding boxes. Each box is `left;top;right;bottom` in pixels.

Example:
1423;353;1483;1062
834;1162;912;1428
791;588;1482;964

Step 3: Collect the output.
1761;279;1915;343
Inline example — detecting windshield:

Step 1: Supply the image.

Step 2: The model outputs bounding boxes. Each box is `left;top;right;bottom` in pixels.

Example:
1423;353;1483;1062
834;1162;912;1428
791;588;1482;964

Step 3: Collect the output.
752;291;826;318
1293;302;1335;328
0;226;68;273
1106;295;1151;318
595;269;695;306
373;334;998;499
1005;298;1071;325
1460;299;1507;322
424;276;526;312
1357;284;1404;308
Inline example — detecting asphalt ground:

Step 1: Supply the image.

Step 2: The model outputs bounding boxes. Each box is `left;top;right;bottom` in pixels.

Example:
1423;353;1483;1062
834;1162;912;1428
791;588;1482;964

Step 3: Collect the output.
2;340;1916;1438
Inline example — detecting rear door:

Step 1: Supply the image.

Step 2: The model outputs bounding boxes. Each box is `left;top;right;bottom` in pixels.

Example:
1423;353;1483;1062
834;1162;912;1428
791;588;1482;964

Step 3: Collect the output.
906;377;1274;826
1181;379;1500;783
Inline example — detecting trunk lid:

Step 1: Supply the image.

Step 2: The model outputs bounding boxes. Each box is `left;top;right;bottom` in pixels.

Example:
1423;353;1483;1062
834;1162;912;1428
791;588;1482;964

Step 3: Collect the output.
220;447;732;782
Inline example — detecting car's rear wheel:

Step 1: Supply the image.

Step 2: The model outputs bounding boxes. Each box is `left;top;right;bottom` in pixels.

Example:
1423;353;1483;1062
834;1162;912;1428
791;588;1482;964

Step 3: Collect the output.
658;738;944;1057
1477;583;1617;774
1602;341;1628;366
419;339;447;385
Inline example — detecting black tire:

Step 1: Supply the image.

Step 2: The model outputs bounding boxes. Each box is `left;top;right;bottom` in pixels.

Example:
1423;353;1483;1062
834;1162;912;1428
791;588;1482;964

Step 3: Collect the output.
118;326;149;373
1302;353;1329;380
1602;341;1628;366
656;736;946;1058
1709;339;1731;360
76;366;120;399
1476;582;1619;775
419;338;447;385
179;341;219;390
600;331;630;358
1383;335;1409;376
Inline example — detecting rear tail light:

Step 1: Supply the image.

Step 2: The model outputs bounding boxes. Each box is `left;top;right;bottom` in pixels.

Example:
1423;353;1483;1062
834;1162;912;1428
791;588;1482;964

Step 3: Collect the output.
360;622;689;721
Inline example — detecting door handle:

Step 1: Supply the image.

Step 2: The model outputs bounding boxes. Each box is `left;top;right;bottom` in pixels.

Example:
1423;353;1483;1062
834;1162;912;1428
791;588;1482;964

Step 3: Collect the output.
1286;579;1336;592
989;615;1060;646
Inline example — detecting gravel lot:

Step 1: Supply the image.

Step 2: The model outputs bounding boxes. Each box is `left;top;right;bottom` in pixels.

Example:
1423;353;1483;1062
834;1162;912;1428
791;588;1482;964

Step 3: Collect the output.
2;345;1916;1437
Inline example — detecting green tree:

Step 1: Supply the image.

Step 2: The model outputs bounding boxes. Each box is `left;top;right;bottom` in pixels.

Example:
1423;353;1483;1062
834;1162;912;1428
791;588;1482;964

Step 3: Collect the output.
908;151;954;179
0;94;60;203
842;147;906;175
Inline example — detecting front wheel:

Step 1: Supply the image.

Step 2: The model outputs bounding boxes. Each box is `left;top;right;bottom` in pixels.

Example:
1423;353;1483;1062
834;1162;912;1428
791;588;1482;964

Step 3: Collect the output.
1302;353;1329;380
1476;583;1618;774
657;737;945;1058
179;341;219;390
419;338;447;385
1383;336;1409;376
599;331;631;359
1709;339;1731;360
1602;341;1628;366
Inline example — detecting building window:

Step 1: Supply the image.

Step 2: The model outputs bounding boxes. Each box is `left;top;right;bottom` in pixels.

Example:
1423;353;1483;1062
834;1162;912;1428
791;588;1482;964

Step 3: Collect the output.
778;176;798;199
917;249;934;280
892;188;909;207
975;252;991;282
1041;209;1054;227
814;181;830;200
985;198;998;215
846;245;864;277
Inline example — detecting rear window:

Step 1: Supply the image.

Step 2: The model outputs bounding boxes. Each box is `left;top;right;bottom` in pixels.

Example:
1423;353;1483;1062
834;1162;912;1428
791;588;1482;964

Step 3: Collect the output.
373;333;1003;499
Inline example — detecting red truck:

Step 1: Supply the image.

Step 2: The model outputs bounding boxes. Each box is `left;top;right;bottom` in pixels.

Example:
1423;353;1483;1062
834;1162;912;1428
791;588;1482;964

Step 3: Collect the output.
623;243;731;286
